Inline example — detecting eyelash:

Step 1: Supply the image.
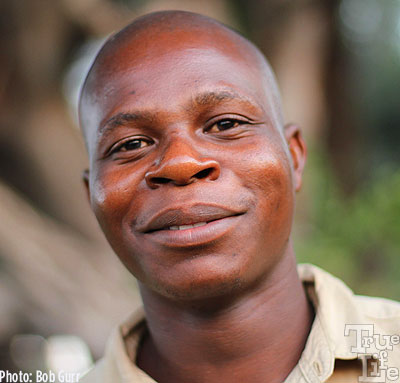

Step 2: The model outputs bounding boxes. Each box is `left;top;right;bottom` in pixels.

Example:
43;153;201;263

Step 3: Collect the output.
205;118;246;134
110;137;154;154
108;118;246;155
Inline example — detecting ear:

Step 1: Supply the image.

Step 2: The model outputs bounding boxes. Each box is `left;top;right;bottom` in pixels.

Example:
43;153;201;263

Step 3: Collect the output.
284;124;307;192
82;169;91;204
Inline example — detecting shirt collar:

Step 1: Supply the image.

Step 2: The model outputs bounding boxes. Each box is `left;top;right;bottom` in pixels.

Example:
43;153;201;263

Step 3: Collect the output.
294;264;363;382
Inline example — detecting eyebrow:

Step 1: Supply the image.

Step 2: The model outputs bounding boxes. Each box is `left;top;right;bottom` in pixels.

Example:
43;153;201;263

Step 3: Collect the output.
98;89;262;135
192;90;259;109
99;111;155;136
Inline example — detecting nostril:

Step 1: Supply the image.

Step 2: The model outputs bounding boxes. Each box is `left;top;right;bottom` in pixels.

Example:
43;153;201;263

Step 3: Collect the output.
145;159;220;188
150;177;170;184
195;168;213;179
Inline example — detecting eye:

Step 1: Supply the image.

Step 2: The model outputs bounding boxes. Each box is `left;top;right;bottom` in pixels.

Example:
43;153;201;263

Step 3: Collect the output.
206;119;243;134
110;137;153;154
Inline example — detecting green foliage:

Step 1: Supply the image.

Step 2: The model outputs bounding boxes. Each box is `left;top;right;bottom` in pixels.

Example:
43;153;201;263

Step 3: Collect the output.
295;148;400;300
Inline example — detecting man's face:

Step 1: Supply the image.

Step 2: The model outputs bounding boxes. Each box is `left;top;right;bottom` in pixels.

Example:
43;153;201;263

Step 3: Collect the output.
83;35;304;301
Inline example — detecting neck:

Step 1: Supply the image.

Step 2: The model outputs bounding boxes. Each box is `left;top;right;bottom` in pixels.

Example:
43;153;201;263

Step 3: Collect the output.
136;246;313;383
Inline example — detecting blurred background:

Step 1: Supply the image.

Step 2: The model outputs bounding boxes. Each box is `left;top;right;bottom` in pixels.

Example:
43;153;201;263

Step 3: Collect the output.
0;0;399;377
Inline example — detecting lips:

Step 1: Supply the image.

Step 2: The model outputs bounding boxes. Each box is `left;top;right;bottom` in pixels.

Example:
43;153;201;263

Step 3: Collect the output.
137;204;244;233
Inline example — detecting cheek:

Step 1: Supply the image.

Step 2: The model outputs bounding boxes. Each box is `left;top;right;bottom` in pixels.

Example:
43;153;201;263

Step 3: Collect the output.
89;166;150;279
89;166;142;233
233;138;293;200
232;140;294;234
260;155;293;213
231;143;295;279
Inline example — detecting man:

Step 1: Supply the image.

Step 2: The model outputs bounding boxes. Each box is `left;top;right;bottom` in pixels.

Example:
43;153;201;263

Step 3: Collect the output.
78;10;400;383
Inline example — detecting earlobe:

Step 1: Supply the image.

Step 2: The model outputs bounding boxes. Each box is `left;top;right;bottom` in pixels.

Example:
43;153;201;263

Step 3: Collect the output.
284;124;307;192
82;169;91;204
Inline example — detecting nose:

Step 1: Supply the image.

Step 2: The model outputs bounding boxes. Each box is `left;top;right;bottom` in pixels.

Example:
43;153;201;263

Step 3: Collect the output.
145;138;220;188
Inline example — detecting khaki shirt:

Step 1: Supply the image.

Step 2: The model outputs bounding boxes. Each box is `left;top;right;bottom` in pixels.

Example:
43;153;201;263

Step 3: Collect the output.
81;264;400;382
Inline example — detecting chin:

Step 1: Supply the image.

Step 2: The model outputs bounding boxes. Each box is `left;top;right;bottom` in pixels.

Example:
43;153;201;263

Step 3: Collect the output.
161;275;244;303
144;256;248;303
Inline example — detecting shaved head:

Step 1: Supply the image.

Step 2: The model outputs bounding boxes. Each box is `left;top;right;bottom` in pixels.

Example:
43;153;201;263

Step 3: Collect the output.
79;10;283;144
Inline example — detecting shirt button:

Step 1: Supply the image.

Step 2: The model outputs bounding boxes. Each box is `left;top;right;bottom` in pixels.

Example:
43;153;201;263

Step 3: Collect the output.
313;360;323;376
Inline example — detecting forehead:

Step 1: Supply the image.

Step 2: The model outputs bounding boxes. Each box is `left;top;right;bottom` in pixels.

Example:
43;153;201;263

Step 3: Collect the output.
106;49;264;108
80;28;279;147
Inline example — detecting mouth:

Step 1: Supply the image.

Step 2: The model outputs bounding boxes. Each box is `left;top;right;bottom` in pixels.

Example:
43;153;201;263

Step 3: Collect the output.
149;217;237;232
136;204;246;247
167;222;208;231
139;204;244;233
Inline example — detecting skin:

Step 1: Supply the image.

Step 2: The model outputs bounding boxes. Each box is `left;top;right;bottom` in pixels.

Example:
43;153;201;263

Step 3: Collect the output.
79;11;311;383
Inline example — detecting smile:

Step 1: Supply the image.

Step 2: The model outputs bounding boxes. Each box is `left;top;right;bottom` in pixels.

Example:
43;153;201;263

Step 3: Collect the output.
136;204;246;247
143;215;243;248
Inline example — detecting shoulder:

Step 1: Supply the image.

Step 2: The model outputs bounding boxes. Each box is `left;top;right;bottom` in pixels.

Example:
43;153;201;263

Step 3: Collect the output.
79;307;147;383
353;294;400;317
79;360;105;383
298;263;400;367
351;294;400;334
298;263;400;331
